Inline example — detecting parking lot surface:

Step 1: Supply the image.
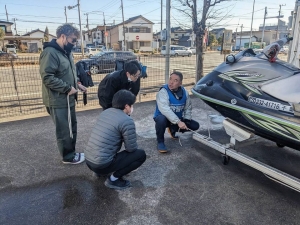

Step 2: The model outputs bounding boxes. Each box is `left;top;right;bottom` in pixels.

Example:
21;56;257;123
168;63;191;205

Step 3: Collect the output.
1;97;300;225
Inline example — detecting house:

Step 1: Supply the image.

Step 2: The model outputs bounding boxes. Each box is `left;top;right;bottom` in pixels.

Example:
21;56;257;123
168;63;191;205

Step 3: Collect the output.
234;36;257;49
0;20;13;36
0;20;14;50
22;29;56;52
83;25;113;49
109;15;154;51
233;30;277;46
259;19;289;39
210;28;226;39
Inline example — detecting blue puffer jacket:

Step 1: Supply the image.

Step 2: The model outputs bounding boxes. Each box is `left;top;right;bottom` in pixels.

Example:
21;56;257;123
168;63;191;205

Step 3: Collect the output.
85;108;138;167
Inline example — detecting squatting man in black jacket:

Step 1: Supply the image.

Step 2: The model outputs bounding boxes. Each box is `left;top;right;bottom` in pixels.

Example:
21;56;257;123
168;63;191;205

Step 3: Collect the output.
85;89;146;189
98;61;141;110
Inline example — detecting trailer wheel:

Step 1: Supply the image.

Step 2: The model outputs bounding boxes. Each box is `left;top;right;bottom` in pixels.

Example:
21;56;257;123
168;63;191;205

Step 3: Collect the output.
222;155;230;165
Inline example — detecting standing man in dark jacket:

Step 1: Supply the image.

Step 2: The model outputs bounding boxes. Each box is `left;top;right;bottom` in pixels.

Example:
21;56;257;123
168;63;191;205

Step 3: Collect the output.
85;89;146;189
98;61;141;110
39;24;87;164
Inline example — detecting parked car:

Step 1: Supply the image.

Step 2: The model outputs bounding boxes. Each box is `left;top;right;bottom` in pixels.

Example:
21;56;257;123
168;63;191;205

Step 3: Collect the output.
85;48;102;57
5;44;17;54
186;47;196;55
161;45;192;57
80;51;137;74
0;51;18;60
72;47;87;54
216;46;221;51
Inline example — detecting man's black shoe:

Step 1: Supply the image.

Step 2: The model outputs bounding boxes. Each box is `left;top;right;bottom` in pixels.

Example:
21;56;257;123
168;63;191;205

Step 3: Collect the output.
104;177;131;190
167;127;178;139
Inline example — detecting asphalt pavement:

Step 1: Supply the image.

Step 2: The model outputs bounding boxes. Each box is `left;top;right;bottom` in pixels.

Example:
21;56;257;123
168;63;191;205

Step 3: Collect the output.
1;97;300;225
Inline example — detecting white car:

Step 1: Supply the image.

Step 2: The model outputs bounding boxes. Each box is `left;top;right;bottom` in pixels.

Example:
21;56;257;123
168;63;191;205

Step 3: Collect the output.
186;47;196;55
161;45;192;57
85;48;102;57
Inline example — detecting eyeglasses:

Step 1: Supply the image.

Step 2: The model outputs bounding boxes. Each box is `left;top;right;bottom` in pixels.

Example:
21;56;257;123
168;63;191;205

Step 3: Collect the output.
132;72;141;78
67;36;77;43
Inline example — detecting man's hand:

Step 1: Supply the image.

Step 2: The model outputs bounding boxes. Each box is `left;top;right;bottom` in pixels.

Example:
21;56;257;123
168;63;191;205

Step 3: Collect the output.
78;83;87;93
68;86;78;95
178;121;188;130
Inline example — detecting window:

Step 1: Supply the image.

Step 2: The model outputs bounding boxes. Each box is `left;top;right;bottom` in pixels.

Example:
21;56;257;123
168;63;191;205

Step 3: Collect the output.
133;27;140;32
0;25;5;32
140;42;150;47
129;27;150;33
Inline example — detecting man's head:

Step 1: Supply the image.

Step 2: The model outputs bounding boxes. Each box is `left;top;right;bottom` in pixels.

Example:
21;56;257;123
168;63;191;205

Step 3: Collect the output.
124;61;141;82
168;71;183;91
112;89;136;115
56;24;80;52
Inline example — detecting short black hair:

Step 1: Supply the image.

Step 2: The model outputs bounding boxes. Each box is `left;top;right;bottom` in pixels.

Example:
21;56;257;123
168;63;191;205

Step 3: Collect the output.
170;71;183;81
124;61;139;75
112;89;136;110
56;23;80;38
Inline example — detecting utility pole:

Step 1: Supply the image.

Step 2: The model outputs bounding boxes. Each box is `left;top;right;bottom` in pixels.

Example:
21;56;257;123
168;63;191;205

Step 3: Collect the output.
276;4;285;40
68;0;84;56
13;18;17;35
121;0;126;51
234;27;238;52
239;24;243;50
249;0;255;48
161;0;163;48
64;6;67;23
261;7;267;47
84;13;89;42
165;0;171;83
103;12;108;50
288;0;300;66
5;5;8;21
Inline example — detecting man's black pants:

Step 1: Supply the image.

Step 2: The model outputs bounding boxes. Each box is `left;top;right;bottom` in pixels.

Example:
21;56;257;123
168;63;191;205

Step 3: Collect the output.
86;149;146;178
154;114;199;143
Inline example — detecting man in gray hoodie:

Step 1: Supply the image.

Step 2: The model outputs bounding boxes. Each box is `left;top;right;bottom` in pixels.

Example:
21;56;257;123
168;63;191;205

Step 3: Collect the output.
85;89;146;189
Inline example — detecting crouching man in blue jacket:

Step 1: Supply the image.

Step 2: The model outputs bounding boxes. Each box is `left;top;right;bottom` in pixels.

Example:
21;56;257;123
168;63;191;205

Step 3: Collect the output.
85;89;146;189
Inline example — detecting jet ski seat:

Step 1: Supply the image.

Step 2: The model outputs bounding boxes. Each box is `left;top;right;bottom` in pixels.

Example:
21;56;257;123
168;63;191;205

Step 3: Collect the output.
260;74;300;103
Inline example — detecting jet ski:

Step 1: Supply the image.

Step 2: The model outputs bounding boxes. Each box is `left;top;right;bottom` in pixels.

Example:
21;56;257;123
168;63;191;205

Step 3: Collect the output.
192;37;300;151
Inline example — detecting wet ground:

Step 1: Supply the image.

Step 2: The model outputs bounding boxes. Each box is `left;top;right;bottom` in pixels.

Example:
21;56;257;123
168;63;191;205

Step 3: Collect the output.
1;97;300;225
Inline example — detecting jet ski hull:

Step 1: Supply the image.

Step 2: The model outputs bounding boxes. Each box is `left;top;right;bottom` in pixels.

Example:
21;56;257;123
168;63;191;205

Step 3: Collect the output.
192;70;300;151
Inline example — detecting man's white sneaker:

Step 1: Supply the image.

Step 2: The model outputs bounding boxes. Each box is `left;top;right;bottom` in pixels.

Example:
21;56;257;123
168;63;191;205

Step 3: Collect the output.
62;153;85;164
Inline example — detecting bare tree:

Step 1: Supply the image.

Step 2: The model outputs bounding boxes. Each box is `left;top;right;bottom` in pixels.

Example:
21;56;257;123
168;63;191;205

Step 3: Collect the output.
178;0;233;81
0;29;4;51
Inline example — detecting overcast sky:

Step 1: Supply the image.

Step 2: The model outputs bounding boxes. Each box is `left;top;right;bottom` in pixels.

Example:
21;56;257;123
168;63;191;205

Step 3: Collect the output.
0;0;296;36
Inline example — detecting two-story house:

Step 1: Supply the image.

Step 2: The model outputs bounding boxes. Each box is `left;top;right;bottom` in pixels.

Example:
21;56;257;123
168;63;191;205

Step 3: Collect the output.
109;15;154;51
0;20;13;50
83;25;113;48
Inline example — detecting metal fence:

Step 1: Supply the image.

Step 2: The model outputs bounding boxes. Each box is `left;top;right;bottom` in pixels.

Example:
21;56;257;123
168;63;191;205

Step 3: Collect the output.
0;52;288;121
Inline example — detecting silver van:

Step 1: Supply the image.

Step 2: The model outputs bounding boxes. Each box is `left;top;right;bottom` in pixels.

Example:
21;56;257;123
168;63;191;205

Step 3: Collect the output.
161;45;192;57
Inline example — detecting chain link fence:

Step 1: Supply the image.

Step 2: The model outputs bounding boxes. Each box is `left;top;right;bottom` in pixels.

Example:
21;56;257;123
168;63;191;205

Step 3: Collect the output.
0;52;288;121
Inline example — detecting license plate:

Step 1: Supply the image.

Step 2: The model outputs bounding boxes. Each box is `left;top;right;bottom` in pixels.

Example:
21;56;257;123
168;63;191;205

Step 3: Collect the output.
248;96;293;113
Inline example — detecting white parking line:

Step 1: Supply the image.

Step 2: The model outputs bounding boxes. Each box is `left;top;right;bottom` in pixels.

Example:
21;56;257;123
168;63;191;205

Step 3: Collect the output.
1;92;41;99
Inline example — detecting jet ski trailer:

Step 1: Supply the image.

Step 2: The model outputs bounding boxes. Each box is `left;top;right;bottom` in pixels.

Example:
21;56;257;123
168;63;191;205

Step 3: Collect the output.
192;118;300;192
